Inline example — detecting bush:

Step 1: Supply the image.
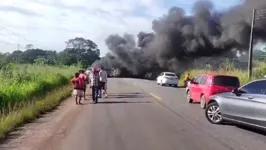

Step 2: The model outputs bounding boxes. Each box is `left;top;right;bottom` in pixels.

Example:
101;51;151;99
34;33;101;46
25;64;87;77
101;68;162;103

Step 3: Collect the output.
0;64;78;114
179;62;266;85
0;84;72;138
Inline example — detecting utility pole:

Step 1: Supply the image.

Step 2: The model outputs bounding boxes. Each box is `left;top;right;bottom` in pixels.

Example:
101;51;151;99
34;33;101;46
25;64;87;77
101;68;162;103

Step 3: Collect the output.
17;44;20;50
248;9;256;80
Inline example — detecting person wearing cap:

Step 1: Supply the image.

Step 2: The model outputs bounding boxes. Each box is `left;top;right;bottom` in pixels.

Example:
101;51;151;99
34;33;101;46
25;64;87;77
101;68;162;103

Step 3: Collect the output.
89;68;100;103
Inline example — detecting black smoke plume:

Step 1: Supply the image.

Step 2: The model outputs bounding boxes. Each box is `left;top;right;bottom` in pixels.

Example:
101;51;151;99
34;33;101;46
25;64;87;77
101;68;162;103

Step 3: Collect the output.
94;0;266;79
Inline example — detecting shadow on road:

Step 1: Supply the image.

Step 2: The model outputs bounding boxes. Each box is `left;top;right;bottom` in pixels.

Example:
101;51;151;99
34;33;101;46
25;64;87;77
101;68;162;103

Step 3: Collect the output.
0;128;21;145
107;92;151;99
178;86;186;88
96;101;152;104
236;125;266;136
221;121;266;136
110;95;148;99
109;92;142;95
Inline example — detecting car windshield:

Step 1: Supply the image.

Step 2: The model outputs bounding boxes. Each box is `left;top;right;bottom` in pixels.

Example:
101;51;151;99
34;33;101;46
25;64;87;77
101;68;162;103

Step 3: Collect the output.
212;76;240;87
165;73;176;77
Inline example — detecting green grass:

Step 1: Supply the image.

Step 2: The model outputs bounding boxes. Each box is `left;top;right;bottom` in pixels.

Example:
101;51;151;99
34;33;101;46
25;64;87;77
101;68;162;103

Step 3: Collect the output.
0;84;72;139
0;64;78;114
0;63;79;139
179;62;266;85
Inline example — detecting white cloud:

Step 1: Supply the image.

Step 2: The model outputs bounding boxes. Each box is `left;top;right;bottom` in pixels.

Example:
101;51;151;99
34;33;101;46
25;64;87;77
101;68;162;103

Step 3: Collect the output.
0;0;162;55
0;0;240;56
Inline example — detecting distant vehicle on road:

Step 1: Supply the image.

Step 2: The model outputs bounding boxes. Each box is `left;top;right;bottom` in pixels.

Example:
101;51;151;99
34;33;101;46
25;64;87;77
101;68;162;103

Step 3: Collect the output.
186;74;240;109
106;68;115;77
205;79;266;130
156;72;178;87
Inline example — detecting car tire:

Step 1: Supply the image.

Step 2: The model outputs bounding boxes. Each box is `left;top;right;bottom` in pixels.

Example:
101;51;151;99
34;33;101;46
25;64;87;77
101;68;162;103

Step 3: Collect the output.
186;91;193;103
200;95;206;109
160;81;164;86
205;101;223;124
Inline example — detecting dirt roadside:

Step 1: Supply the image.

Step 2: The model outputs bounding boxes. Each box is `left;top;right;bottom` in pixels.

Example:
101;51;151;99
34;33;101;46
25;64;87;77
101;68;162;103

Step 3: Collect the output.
0;90;92;150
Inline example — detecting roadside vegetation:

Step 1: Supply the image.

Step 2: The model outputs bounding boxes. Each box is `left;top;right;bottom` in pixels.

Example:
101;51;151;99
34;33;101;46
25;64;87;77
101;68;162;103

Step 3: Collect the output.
0;84;72;138
0;64;78;138
179;60;266;85
0;36;100;139
0;64;78;113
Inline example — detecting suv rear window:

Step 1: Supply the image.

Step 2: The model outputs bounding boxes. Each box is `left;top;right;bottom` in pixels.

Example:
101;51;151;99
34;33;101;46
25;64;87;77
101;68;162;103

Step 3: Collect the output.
212;76;240;87
165;73;176;77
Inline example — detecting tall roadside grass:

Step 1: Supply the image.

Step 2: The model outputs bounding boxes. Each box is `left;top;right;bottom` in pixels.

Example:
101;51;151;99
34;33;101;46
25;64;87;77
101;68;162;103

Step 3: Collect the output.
179;62;266;85
0;64;79;139
0;84;72;138
0;64;78;114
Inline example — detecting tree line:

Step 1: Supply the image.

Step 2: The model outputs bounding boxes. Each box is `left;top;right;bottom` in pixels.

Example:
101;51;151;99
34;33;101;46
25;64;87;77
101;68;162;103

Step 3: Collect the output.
0;37;100;69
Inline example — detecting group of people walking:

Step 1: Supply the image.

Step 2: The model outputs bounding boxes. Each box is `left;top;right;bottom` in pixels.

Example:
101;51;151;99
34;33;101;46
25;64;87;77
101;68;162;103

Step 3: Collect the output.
71;67;108;104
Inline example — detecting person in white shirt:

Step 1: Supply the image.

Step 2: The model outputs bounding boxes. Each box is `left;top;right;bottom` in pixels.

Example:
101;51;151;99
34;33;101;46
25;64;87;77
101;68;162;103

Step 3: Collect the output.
99;67;108;98
85;70;91;85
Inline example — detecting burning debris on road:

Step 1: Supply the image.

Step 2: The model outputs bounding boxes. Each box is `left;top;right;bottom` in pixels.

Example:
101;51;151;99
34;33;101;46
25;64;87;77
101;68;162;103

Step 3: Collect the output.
94;0;266;79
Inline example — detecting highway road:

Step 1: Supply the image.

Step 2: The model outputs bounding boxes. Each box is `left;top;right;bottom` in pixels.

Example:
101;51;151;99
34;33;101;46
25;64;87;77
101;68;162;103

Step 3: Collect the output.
1;78;266;150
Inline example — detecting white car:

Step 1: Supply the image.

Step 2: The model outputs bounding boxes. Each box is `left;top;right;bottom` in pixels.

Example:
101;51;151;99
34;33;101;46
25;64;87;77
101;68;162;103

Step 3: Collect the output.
156;72;178;87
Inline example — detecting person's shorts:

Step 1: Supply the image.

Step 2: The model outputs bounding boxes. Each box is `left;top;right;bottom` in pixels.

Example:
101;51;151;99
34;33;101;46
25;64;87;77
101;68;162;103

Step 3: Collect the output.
72;89;84;97
100;82;106;90
83;84;87;92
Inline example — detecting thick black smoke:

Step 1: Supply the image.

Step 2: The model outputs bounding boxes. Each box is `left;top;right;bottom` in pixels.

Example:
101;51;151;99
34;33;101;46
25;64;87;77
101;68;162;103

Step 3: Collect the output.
94;0;266;78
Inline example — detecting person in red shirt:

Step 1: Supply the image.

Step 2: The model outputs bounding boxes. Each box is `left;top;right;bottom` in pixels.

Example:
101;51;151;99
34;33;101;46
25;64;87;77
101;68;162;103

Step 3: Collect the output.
71;72;84;105
79;70;87;100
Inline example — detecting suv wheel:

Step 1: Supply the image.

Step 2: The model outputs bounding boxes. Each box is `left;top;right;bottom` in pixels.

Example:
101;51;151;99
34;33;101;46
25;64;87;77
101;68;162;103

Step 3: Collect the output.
200;95;206;109
186;91;193;103
160;81;164;86
205;101;223;124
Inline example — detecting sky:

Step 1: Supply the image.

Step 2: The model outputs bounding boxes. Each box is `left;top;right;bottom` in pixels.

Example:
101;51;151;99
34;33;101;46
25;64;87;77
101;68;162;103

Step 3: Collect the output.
0;0;242;56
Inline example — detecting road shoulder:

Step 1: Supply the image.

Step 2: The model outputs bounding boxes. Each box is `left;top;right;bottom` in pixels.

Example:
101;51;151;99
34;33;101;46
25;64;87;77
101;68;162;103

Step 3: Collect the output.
0;90;91;150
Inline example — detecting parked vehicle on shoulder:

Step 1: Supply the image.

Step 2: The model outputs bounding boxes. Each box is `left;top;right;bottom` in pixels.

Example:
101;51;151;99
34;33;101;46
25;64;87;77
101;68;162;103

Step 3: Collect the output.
186;74;240;109
156;72;178;87
205;79;266;130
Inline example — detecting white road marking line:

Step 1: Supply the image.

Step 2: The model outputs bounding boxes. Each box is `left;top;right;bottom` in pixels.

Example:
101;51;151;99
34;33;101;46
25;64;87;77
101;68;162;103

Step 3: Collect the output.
149;93;162;101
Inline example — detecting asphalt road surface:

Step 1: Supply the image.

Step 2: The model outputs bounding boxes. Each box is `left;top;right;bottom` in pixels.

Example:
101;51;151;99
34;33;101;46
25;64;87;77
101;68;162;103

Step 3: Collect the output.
2;78;266;150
